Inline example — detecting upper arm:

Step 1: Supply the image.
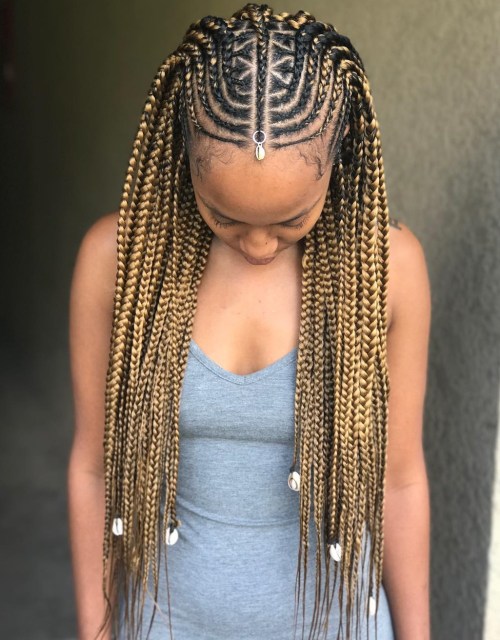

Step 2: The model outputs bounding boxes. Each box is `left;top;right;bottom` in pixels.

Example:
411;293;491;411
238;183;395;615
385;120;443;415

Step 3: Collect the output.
385;219;432;491
68;211;119;477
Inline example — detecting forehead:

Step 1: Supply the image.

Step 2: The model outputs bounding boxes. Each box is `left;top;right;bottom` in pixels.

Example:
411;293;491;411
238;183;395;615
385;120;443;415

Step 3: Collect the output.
189;145;331;221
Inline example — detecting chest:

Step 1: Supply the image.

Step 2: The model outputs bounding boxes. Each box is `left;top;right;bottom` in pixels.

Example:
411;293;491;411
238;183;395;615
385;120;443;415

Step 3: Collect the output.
190;246;394;377
191;256;302;376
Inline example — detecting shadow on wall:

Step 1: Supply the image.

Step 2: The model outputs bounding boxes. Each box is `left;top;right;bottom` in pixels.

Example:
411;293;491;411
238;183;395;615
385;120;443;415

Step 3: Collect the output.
425;136;500;640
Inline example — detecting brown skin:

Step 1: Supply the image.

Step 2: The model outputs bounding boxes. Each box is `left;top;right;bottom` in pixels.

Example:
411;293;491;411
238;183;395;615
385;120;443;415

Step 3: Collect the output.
190;145;331;375
68;214;118;640
68;139;431;640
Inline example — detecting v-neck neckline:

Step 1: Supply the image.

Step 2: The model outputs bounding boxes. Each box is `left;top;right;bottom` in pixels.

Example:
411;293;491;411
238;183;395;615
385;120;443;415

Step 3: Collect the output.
189;339;298;385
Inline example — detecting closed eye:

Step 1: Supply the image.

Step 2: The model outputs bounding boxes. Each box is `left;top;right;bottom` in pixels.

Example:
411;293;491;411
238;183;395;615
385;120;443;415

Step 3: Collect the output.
212;218;235;229
211;215;308;230
280;218;307;229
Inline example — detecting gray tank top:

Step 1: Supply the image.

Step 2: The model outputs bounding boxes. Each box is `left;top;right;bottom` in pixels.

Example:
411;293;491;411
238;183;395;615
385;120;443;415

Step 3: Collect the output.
118;339;394;639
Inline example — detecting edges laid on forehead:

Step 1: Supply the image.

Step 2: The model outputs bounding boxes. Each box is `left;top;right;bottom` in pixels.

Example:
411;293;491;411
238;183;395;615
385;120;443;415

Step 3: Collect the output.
184;109;347;183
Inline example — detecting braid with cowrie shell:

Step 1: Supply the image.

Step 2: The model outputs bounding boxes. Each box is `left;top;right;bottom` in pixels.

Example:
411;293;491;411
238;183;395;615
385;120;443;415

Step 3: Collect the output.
100;4;390;639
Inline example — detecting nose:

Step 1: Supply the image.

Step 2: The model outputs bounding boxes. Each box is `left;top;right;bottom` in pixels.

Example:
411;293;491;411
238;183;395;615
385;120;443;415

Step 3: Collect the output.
239;227;279;259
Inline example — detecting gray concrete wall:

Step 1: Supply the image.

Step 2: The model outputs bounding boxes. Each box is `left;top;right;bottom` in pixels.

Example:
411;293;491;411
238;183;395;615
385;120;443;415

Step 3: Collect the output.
1;1;499;638
485;391;500;639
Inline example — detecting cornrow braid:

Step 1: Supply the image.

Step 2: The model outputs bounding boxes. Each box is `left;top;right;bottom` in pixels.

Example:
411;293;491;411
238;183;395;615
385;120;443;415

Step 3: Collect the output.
99;4;391;640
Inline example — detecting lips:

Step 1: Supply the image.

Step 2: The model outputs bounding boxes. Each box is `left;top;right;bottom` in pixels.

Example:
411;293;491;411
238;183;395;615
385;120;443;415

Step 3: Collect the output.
242;254;276;265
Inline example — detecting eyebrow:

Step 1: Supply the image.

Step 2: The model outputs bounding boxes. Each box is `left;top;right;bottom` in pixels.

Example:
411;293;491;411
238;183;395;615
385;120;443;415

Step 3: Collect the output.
197;193;323;224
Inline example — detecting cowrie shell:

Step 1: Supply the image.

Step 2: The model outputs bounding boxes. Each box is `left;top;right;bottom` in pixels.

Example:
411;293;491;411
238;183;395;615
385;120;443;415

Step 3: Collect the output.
112;517;123;536
166;526;179;546
256;145;265;160
288;471;300;491
329;542;342;562
369;595;377;616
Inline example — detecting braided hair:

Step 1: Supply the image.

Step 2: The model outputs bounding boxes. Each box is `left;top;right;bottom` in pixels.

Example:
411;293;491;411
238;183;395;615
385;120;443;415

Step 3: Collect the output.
100;4;391;639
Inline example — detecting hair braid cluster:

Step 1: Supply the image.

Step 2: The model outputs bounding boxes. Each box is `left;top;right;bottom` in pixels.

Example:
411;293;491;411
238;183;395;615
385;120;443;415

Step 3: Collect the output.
99;4;391;639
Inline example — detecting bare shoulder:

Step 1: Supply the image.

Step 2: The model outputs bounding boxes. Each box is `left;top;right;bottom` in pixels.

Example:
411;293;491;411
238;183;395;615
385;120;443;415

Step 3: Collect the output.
386;216;431;331
71;210;120;312
68;210;120;474
69;207;120;361
383;218;432;489
82;209;119;249
77;209;120;269
387;215;425;266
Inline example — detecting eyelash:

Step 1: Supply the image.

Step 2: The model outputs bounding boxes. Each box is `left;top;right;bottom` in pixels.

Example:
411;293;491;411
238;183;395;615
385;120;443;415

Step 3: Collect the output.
212;217;307;230
212;219;234;229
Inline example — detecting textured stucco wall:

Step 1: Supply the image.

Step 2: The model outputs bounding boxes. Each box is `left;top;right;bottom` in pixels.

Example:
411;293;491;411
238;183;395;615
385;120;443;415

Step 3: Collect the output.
1;1;499;638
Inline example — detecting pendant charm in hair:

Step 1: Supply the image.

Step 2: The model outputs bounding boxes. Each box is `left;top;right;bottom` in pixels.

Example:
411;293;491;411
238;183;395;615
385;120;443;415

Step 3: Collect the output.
253;130;266;160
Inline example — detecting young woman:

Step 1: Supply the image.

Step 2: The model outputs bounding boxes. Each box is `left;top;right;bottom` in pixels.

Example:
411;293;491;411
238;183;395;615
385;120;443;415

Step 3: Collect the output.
68;4;431;640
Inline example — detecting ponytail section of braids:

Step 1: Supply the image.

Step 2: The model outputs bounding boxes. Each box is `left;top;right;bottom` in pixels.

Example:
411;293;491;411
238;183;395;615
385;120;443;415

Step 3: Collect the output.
98;5;391;640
